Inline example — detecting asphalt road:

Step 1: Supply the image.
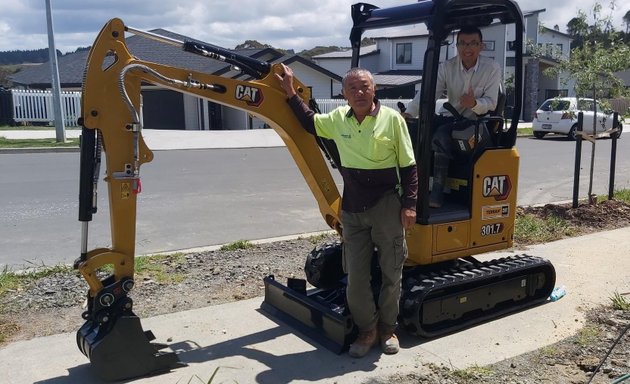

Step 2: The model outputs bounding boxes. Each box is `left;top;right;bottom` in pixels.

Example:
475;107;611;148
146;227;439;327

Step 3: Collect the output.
516;134;630;204
0;147;342;269
1;136;629;268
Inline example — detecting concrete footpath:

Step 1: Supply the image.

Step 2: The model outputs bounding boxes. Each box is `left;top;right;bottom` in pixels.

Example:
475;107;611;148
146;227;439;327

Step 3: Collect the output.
0;122;540;151
0;128;286;150
1;227;629;384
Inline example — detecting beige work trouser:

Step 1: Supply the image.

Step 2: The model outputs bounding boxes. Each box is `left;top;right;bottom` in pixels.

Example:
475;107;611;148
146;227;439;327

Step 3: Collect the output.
341;191;408;333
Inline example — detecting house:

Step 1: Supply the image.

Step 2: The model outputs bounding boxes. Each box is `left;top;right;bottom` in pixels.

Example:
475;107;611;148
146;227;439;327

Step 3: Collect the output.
9;29;342;130
313;43;421;99
313;9;573;121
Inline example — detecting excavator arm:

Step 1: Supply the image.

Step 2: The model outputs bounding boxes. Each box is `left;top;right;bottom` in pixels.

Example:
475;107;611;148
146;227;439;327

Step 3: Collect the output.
75;18;341;381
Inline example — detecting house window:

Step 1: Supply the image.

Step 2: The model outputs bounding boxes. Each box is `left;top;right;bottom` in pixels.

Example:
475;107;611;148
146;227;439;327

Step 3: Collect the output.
506;57;516;67
483;40;495;51
396;43;412;64
556;43;563;55
537;43;561;58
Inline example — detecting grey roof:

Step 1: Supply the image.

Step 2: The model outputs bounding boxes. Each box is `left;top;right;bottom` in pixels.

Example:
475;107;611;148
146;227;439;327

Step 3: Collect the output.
523;9;546;17
312;45;378;59
9;50;89;88
373;70;421;87
540;26;573;39
282;55;342;80
9;29;285;88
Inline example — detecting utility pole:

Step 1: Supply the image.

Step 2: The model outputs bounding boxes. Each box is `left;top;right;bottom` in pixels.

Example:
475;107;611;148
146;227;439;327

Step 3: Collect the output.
45;0;66;142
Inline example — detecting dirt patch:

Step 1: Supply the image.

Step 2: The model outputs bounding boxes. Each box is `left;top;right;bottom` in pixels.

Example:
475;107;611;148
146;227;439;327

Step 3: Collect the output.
520;199;630;233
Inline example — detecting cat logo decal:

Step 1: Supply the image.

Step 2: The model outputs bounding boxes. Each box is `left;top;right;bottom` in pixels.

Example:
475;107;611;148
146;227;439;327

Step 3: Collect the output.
482;175;511;201
235;85;263;107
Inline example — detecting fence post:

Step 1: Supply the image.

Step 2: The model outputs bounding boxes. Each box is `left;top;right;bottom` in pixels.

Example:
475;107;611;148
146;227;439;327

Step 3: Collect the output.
572;112;583;208
0;89;12;125
608;112;619;200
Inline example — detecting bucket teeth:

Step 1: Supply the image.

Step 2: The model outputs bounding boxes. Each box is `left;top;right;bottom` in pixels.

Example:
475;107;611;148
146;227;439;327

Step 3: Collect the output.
76;314;186;381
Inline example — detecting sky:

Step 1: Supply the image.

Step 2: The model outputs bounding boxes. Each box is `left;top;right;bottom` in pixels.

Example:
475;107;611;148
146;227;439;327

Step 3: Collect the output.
0;0;628;54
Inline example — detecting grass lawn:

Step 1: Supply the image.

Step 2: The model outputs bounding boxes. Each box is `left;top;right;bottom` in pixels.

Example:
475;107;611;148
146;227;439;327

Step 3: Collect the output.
0;137;79;148
0;125;81;131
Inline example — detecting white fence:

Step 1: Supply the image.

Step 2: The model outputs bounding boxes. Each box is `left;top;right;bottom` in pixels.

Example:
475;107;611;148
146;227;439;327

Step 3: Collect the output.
8;90;411;128
315;98;412;114
11;89;82;126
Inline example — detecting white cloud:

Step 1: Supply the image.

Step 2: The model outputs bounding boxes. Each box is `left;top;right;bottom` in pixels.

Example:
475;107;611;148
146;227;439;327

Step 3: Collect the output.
0;21;10;34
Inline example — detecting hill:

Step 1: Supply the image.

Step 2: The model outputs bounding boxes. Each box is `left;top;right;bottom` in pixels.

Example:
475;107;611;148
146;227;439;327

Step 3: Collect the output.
0;47;90;66
0;48;51;65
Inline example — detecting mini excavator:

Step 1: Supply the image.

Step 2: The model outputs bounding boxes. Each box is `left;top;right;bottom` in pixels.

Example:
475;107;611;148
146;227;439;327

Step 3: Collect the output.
75;0;555;380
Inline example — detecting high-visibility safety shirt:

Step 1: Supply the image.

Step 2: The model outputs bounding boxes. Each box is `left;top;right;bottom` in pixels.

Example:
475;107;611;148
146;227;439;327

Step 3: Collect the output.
287;95;418;213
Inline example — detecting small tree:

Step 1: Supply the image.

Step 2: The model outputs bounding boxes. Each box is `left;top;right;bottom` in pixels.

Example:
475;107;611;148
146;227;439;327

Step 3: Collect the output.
546;1;630;204
567;15;589;49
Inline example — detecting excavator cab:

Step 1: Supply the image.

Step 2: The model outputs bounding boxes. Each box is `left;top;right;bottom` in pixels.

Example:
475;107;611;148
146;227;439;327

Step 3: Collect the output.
345;1;530;259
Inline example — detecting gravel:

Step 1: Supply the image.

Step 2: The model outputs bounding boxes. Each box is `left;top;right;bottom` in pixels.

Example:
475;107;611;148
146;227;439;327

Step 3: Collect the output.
0;234;337;340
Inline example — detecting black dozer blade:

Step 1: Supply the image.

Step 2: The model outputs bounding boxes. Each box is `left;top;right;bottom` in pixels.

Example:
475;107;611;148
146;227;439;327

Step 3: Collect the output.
77;314;186;381
262;275;356;353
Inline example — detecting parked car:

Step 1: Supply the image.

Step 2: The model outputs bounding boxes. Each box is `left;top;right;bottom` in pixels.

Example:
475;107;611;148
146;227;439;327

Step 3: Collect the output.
532;97;622;140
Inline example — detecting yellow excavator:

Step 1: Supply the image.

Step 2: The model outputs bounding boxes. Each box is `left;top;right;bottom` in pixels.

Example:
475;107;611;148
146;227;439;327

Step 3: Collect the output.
75;0;555;380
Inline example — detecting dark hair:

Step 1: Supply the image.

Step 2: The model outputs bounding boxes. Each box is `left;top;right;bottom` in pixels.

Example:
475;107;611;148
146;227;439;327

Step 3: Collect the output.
457;26;483;42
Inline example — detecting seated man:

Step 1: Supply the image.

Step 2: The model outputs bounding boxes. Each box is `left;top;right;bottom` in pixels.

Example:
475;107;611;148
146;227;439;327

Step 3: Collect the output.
406;25;501;207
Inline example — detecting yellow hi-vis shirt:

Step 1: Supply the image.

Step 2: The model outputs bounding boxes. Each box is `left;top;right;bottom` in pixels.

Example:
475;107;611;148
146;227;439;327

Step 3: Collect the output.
314;102;416;212
314;104;415;170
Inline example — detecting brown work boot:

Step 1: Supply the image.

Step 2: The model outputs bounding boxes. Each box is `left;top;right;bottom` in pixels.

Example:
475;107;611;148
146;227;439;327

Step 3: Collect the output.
380;331;400;354
348;328;378;358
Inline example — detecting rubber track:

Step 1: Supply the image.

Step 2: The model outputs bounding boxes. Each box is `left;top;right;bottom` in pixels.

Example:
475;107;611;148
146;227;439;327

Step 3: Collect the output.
400;254;556;338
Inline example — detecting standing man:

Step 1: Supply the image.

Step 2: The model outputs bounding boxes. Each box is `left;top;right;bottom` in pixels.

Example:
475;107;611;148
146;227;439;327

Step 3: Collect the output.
406;26;501;207
275;64;418;358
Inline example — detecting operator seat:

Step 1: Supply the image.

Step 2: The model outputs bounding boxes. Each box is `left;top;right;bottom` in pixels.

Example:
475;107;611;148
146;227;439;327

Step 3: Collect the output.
429;85;506;223
486;84;507;146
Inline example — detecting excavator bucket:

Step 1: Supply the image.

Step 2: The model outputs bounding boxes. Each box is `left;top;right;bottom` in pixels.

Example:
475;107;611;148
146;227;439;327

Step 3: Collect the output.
77;314;186;381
